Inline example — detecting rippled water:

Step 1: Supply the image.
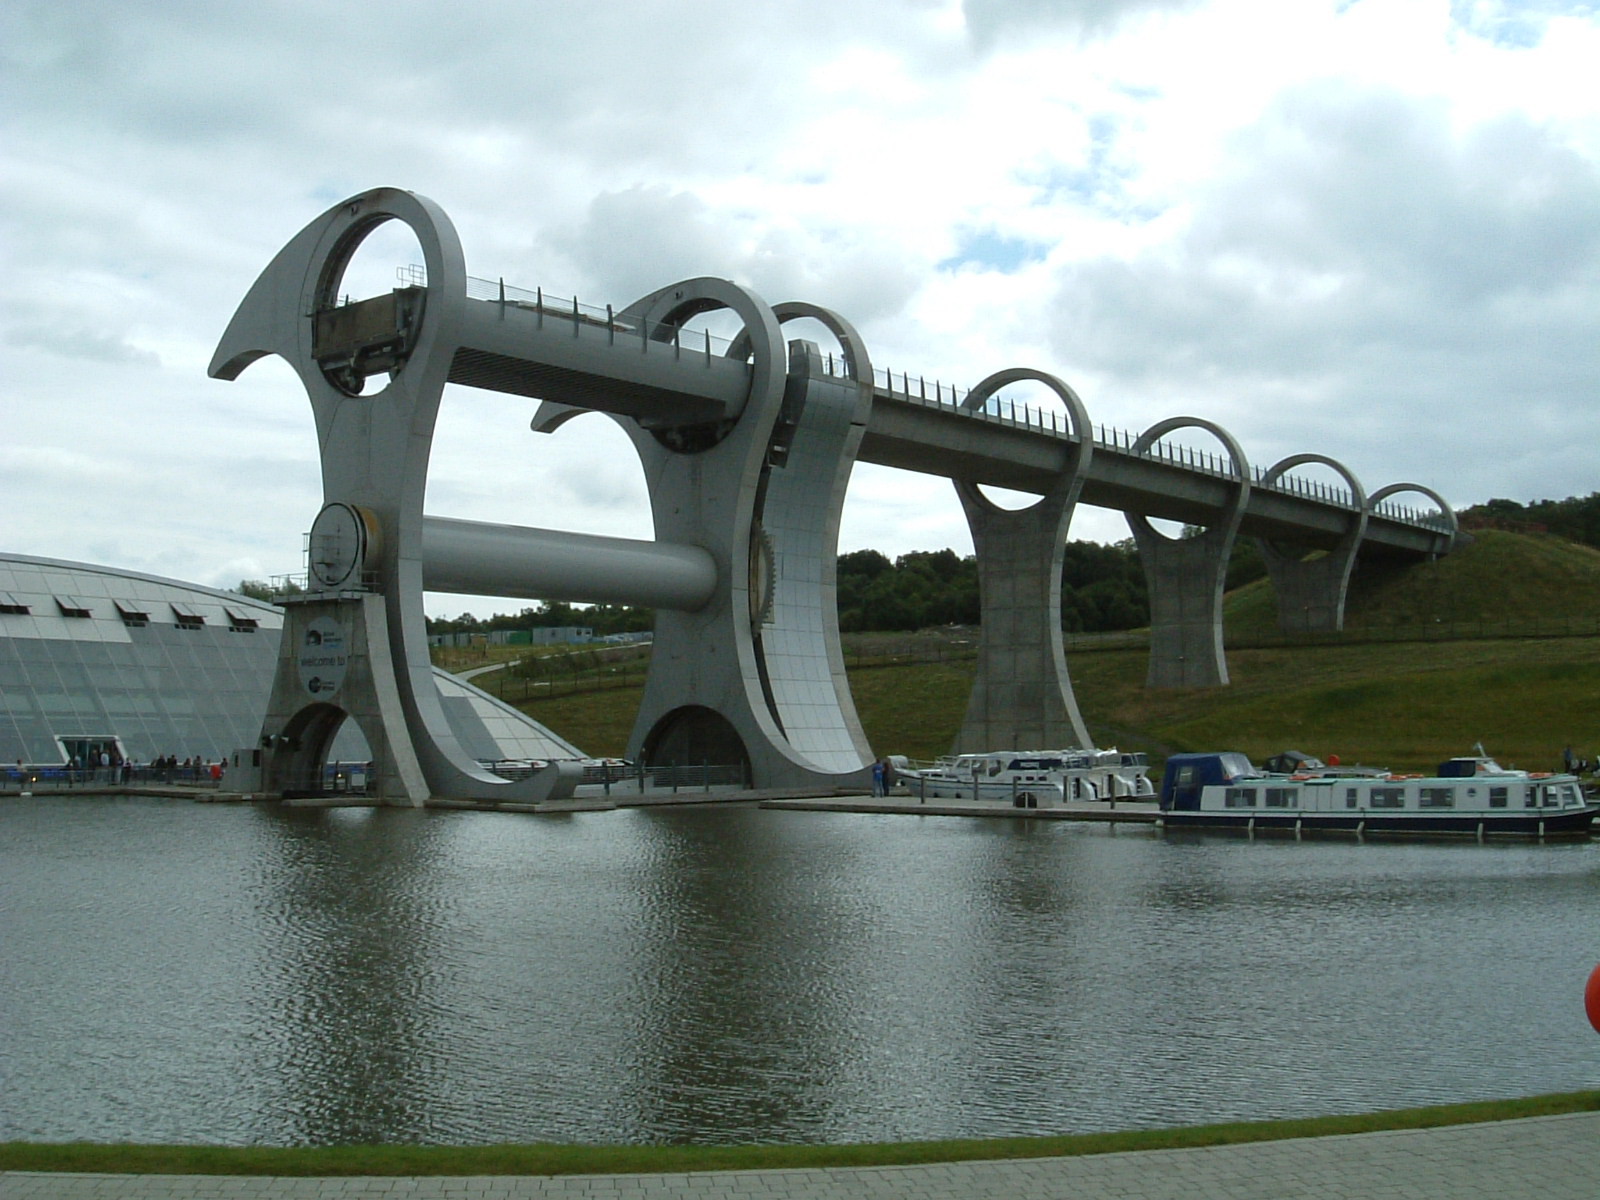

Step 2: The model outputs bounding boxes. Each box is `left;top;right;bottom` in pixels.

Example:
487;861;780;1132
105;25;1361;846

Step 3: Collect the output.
2;797;1597;1146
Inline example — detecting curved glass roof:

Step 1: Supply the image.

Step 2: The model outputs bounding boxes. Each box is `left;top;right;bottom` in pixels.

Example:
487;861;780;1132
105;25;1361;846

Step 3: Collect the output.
0;554;584;769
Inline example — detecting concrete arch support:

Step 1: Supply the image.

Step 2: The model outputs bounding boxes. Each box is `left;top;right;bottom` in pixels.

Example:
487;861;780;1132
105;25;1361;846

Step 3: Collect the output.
1258;454;1368;634
953;370;1094;752
256;595;430;800
1367;484;1459;554
1127;418;1251;688
741;305;876;774
209;188;581;804
603;281;874;789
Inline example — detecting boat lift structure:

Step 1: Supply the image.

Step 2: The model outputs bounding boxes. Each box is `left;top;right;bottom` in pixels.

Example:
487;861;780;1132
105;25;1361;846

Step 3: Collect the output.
211;188;1458;803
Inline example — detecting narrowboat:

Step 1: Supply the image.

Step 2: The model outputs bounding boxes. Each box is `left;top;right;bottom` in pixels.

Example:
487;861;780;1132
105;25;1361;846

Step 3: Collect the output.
1159;751;1597;837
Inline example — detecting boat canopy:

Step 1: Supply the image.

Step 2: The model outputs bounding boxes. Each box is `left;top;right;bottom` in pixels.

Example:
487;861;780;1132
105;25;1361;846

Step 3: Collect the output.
1160;752;1261;811
1263;750;1325;774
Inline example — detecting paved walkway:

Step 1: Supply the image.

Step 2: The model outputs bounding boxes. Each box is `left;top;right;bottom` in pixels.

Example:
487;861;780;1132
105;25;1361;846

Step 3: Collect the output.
3;1112;1595;1199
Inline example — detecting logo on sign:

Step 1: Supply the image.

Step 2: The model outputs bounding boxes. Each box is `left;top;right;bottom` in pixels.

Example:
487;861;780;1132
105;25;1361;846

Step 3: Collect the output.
297;617;350;697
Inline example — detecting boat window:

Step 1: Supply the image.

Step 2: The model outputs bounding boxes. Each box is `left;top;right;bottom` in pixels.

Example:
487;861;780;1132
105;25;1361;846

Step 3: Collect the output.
1264;788;1293;808
1218;752;1257;779
1488;786;1507;808
1370;787;1404;808
1542;786;1563;807
1224;788;1256;808
1524;787;1538;808
1419;787;1454;808
1345;787;1360;809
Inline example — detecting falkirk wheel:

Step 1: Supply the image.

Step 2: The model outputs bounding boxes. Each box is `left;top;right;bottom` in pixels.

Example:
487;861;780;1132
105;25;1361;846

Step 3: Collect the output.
211;188;873;803
211;188;1458;802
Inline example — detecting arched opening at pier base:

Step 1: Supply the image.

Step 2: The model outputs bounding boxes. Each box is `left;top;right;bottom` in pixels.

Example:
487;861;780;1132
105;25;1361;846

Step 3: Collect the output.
642;705;751;786
271;701;355;798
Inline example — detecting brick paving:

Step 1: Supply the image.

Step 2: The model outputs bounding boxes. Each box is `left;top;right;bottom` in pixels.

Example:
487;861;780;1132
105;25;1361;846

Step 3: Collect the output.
4;1112;1595;1199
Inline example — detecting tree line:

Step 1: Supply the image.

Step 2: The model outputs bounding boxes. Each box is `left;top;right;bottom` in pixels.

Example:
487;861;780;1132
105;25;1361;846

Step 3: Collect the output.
237;538;1265;637
238;490;1600;638
424;601;653;638
416;539;1205;637
1458;492;1600;547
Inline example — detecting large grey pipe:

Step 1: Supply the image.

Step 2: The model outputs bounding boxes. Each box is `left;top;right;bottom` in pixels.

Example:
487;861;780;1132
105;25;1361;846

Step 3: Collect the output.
421;516;717;611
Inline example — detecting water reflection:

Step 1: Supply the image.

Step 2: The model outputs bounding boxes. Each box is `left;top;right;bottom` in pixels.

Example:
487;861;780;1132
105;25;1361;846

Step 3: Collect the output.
1;799;1596;1146
244;805;458;1143
615;806;868;1141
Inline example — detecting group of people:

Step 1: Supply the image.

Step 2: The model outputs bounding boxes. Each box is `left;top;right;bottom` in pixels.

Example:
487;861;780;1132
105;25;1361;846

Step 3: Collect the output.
64;747;128;783
1561;746;1599;776
144;754;229;783
54;752;229;784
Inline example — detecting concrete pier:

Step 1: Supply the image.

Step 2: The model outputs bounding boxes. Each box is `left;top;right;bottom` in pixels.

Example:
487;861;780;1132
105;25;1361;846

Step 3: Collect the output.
1127;417;1250;688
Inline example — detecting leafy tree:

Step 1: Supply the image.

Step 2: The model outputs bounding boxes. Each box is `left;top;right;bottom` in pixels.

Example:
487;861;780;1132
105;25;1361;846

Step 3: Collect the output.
415;528;1316;639
234;578;301;600
1458;493;1600;546
1059;539;1147;632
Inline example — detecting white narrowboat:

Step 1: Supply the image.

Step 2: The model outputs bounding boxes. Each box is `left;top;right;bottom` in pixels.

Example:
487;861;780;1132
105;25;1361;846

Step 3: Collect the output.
1159;751;1597;838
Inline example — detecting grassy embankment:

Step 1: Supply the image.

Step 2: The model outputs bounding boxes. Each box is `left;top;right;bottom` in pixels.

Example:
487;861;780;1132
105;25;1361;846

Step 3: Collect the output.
507;530;1600;772
2;1091;1595;1177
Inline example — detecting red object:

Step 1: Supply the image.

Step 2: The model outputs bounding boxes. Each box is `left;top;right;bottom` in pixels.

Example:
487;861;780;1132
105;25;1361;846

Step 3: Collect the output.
1587;963;1600;1034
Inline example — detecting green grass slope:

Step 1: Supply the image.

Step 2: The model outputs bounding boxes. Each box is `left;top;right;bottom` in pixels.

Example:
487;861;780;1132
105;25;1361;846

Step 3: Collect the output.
521;531;1600;773
1227;529;1600;638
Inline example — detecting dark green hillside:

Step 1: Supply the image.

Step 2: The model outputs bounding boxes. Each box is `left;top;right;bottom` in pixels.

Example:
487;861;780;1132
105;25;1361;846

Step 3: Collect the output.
1225;529;1600;639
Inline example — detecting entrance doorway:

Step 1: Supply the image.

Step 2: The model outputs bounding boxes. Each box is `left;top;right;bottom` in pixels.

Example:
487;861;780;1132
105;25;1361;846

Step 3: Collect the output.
56;735;125;779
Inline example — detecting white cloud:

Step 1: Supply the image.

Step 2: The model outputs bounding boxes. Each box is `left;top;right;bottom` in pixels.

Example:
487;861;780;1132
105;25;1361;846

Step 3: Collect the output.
1042;75;1600;489
2;0;1599;616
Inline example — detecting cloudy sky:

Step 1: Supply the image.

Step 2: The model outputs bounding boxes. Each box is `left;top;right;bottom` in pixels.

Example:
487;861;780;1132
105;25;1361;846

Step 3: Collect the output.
5;0;1599;619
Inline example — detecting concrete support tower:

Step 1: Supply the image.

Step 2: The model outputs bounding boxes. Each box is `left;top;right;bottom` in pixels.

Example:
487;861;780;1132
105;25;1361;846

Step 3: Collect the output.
1257;454;1368;633
954;371;1094;752
532;288;876;788
210;189;587;803
1129;418;1251;688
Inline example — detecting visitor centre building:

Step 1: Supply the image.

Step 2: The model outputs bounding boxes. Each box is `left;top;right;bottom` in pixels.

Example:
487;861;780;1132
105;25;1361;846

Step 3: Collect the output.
0;553;579;775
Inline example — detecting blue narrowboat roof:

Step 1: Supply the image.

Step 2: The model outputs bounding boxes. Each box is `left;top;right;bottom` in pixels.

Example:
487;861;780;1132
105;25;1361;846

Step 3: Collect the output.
1159;752;1261;808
